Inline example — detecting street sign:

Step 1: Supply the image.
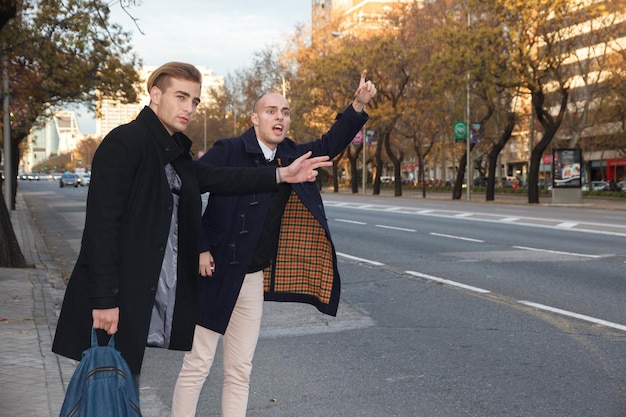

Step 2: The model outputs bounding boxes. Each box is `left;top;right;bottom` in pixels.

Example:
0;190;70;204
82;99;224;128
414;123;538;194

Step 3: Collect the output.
454;121;467;142
470;123;481;143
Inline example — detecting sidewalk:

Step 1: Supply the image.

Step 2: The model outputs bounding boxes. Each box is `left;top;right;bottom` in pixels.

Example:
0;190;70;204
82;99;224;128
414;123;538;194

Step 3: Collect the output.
0;194;75;417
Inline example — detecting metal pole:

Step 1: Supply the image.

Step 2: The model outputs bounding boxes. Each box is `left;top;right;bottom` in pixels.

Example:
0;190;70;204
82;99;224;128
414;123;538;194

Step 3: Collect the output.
3;53;11;213
203;110;207;150
465;9;471;201
362;141;366;194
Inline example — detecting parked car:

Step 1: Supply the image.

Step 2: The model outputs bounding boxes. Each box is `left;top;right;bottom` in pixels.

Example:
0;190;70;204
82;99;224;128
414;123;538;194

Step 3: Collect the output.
474;176;488;187
617;180;626;191
501;176;520;189
591;181;609;191
59;173;79;188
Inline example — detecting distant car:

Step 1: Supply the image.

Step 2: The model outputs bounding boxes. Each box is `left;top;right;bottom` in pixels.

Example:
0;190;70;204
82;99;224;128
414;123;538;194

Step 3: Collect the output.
59;173;79;188
78;173;90;186
474;176;488;187
501;176;520;189
617;180;626;191
591;181;609;191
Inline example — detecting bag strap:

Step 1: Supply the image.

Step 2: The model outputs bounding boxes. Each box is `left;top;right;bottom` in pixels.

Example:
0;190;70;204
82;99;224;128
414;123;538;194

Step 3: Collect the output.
91;327;115;348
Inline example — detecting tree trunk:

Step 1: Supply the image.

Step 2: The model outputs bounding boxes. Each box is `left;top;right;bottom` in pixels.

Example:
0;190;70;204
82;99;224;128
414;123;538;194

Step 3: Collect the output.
453;142;476;200
0;1;17;32
528;89;568;204
372;136;384;195
486;112;516;201
418;154;426;198
383;131;403;197
0;186;26;268
452;151;467;200
332;161;340;193
393;164;402;196
349;150;360;194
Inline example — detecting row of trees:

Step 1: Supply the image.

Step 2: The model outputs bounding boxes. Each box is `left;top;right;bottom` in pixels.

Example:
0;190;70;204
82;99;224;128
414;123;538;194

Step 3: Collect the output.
185;0;626;203
3;0;626;266
0;0;142;266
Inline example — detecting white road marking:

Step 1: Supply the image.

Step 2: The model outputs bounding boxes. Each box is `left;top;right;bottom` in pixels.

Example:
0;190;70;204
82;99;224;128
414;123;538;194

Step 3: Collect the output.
518;301;626;332
556;222;578;228
513;246;602;258
429;232;484;243
501;217;521;222
336;252;385;266
375;224;416;232
335;219;367;225
338;250;623;333
405;271;491;294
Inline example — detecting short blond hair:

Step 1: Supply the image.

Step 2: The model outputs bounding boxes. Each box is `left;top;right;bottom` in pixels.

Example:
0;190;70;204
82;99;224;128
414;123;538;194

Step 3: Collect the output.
147;62;202;93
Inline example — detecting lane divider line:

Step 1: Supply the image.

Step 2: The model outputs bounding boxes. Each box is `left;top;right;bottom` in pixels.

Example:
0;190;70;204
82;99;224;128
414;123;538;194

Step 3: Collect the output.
518;301;626;332
513;245;602;258
405;271;491;294
501;217;521;222
335;219;367;225
336;252;385;266
429;232;484;243
375;225;416;232
337;250;624;333
557;222;578;228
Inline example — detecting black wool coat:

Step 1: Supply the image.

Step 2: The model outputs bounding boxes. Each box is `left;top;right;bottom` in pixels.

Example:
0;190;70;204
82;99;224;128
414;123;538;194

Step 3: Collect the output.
52;107;280;374
197;105;368;334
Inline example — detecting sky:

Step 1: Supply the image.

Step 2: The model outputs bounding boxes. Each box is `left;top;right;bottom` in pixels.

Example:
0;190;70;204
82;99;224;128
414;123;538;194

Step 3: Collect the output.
74;0;312;133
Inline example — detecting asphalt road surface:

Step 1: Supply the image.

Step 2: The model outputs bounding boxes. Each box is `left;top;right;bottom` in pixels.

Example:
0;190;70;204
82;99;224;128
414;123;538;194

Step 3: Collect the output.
18;181;626;417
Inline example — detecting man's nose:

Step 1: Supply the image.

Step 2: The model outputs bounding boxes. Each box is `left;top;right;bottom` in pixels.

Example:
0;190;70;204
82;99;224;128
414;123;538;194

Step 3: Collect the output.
184;101;195;114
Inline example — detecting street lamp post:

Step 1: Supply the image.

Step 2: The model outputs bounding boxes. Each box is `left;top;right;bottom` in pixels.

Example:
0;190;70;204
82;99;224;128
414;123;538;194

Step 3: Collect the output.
203;109;207;151
466;8;471;201
3;53;11;213
362;141;366;194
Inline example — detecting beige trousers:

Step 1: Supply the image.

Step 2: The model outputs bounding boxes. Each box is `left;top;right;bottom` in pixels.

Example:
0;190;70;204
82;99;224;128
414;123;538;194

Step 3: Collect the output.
170;271;264;417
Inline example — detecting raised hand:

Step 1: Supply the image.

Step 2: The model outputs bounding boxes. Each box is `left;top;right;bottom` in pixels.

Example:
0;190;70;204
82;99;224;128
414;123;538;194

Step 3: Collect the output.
352;69;377;112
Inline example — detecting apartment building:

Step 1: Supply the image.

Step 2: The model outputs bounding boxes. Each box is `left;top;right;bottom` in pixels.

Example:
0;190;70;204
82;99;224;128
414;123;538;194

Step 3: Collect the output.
21;110;84;174
313;0;415;35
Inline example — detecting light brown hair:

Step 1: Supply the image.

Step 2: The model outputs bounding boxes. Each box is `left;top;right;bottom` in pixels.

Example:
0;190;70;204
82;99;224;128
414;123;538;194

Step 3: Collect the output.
147;62;202;93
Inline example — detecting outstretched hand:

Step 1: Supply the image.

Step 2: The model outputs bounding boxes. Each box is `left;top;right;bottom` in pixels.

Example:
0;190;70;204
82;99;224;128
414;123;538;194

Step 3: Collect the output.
279;151;332;184
352;69;377;112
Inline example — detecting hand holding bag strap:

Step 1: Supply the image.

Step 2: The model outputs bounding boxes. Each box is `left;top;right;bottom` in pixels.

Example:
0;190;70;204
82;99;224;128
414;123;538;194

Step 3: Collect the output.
91;327;115;348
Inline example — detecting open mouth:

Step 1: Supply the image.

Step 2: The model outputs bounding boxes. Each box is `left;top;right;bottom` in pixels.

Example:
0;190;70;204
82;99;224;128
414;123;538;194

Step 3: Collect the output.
272;124;284;134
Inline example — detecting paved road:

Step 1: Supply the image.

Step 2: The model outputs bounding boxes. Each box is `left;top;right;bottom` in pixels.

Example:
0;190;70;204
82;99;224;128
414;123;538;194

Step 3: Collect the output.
7;181;626;417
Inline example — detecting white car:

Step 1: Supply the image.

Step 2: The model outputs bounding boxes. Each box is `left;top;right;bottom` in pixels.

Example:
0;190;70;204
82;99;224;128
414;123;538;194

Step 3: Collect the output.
78;173;91;186
591;181;609;191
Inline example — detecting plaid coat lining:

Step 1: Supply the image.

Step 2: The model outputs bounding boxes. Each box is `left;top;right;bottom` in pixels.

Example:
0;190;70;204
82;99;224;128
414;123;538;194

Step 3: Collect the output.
264;191;334;304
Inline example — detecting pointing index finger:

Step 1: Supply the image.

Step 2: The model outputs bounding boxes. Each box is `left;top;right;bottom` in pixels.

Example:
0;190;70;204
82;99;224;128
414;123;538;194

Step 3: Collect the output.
360;69;367;86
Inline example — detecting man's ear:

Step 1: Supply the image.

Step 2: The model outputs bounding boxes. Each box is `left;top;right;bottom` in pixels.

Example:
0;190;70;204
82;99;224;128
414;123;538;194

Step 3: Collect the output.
149;86;161;105
250;112;259;126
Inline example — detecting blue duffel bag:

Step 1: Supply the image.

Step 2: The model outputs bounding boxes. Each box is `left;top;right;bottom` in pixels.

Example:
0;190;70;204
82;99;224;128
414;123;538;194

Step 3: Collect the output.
59;328;142;417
